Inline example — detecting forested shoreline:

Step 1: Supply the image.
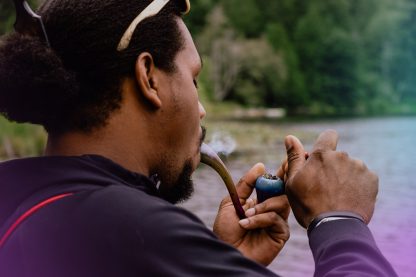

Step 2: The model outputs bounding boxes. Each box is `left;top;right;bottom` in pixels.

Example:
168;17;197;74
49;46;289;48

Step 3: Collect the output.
185;0;416;116
1;0;415;116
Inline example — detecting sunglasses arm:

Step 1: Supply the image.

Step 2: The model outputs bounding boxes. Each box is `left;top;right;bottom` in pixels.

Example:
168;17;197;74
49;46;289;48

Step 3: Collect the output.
13;0;50;46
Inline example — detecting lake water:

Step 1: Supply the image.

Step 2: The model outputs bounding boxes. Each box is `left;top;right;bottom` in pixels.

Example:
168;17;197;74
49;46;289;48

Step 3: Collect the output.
180;116;416;276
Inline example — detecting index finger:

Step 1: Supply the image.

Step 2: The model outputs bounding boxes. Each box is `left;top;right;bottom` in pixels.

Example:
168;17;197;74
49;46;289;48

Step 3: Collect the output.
312;129;339;152
236;163;266;199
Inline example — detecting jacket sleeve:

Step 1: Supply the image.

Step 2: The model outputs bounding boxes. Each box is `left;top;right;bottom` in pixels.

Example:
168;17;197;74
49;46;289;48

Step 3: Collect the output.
131;198;280;277
308;219;398;276
73;185;280;277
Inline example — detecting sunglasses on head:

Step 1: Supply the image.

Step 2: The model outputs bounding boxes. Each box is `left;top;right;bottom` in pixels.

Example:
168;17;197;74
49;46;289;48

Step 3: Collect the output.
117;0;191;51
13;0;191;51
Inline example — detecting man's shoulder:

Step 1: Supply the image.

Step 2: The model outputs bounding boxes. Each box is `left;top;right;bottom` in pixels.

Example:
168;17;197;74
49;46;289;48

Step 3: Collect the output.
2;182;278;277
70;183;205;229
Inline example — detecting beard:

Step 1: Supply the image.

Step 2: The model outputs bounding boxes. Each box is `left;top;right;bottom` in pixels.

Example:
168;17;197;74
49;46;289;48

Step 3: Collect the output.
157;158;194;204
157;126;206;204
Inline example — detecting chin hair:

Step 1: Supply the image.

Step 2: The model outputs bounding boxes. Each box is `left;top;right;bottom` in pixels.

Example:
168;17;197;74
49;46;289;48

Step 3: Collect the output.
158;159;194;204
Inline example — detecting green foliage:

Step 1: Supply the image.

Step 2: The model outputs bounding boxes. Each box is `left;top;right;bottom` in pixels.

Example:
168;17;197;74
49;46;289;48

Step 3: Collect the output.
1;0;415;117
0;0;16;35
221;0;264;38
184;0;218;36
266;23;307;110
229;38;286;107
2;0;415;157
0;0;39;35
0;116;46;159
195;0;415;115
386;0;416;103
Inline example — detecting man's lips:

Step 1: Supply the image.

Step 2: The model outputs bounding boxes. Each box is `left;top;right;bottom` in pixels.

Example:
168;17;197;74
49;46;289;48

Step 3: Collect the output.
199;126;207;147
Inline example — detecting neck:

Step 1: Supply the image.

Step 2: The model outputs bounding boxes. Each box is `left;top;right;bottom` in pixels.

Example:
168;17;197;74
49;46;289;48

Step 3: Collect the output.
44;130;149;176
44;82;157;176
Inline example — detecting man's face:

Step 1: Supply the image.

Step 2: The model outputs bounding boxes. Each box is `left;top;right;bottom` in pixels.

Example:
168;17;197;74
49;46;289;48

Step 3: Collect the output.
155;18;206;204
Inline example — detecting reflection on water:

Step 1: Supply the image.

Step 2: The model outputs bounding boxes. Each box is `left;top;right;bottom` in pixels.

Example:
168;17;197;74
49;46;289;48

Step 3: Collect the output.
180;117;416;276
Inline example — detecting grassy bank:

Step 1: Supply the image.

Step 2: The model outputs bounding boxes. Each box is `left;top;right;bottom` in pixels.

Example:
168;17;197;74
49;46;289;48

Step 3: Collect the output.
0;117;46;160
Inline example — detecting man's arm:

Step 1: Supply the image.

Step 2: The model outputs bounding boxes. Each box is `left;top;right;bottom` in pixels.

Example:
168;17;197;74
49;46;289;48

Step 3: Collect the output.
309;219;397;276
284;130;397;276
213;163;290;266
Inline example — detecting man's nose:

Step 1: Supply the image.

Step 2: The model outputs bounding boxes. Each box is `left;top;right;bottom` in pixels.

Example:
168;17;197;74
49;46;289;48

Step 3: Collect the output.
199;101;206;120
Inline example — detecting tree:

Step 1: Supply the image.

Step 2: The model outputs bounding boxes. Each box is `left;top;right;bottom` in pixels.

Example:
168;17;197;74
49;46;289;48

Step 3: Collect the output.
228;38;286;107
387;0;416;103
0;0;39;35
184;0;219;36
266;22;307;111
221;0;264;38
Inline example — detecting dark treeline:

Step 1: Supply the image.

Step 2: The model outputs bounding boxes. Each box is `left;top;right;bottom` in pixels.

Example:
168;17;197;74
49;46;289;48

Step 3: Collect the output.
1;0;415;116
186;0;416;115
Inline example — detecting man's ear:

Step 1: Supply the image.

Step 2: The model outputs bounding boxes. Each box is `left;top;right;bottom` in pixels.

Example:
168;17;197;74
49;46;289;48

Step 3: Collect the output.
135;52;162;109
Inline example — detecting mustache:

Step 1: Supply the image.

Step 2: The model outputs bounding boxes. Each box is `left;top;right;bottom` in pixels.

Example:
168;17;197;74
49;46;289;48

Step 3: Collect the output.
200;126;207;146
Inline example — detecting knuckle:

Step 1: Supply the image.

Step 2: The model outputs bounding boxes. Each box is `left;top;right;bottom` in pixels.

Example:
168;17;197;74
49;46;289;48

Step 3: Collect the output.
283;223;290;240
359;161;368;170
236;177;246;186
220;196;231;206
256;202;266;212
337;151;349;160
237;176;254;189
372;173;379;194
246;198;255;206
311;150;325;162
282;199;290;211
354;159;367;170
268;212;279;222
368;170;378;183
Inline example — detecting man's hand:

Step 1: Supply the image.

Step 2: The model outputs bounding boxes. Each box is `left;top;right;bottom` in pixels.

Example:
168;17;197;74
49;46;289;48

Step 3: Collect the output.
213;163;290;266
284;130;379;228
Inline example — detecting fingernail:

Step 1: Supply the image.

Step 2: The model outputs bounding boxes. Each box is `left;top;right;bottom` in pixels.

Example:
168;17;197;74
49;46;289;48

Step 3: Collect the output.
245;208;255;217
246;198;254;205
239;218;249;227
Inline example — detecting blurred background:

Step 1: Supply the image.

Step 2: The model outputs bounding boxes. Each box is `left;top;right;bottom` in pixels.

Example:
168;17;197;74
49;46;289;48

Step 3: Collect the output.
1;0;415;276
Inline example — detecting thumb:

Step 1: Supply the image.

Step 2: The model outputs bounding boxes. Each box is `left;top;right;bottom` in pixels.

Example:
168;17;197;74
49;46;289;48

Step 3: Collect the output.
285;135;306;183
236;163;266;199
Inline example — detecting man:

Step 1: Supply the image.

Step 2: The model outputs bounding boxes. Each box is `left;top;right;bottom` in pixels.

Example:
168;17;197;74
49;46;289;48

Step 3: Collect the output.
0;0;397;276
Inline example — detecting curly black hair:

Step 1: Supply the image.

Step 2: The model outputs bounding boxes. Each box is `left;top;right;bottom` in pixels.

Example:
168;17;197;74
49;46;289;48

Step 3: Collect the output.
0;0;185;134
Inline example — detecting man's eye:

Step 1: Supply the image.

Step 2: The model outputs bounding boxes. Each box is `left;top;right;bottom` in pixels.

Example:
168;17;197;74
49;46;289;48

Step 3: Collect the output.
193;80;199;89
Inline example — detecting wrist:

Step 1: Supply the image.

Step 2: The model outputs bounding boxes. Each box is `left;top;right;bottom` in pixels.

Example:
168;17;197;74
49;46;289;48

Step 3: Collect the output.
307;211;365;236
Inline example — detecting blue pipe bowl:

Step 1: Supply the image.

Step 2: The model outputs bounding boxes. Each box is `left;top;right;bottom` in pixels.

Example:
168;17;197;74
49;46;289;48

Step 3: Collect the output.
255;176;285;203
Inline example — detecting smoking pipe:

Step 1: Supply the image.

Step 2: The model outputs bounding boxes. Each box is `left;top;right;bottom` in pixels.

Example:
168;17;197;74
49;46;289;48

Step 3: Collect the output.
200;143;286;219
200;143;246;219
255;174;285;203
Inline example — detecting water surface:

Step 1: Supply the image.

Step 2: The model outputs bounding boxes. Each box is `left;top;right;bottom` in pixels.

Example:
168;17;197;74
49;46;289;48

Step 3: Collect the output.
181;116;416;276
